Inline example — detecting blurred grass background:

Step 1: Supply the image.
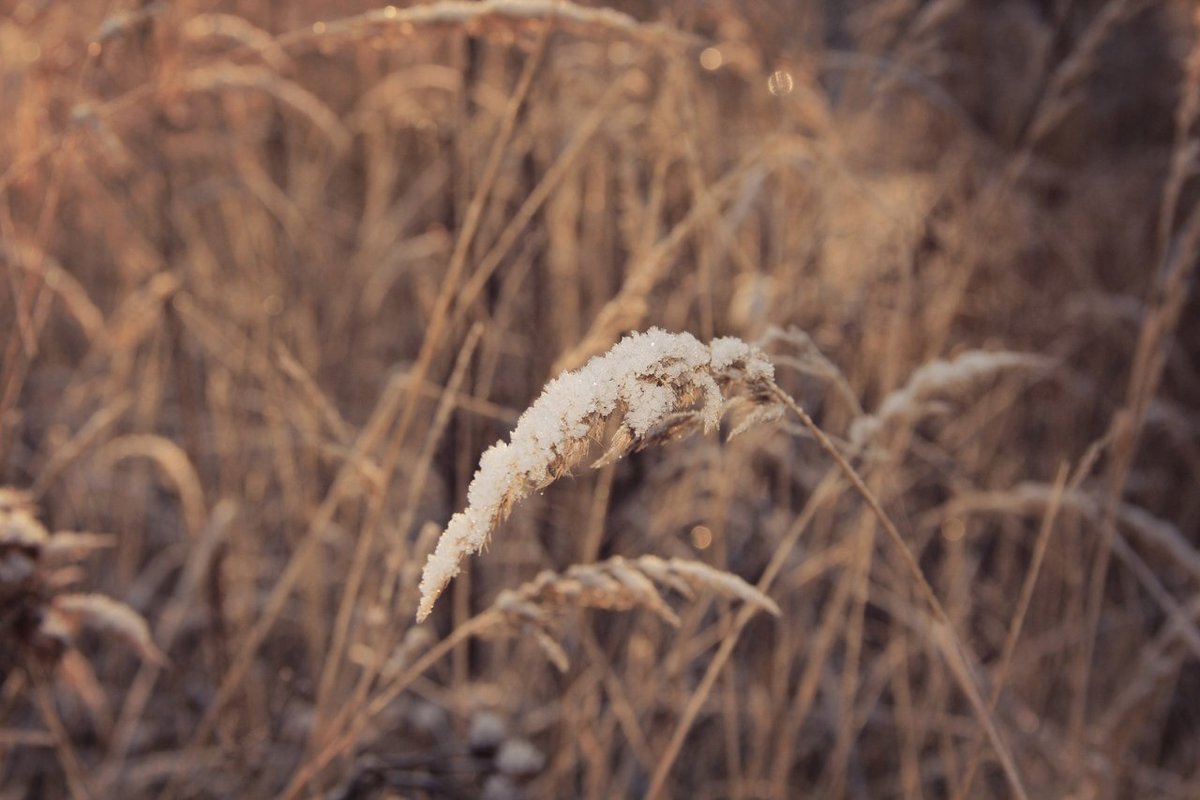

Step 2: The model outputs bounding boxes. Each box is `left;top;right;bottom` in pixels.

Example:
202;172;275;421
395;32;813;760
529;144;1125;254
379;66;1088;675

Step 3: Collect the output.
1;1;1198;797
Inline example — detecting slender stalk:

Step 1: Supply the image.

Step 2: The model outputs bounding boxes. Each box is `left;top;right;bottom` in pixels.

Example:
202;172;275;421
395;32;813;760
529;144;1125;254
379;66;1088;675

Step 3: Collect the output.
768;385;1029;800
276;612;497;800
956;464;1067;799
645;470;841;800
33;672;95;800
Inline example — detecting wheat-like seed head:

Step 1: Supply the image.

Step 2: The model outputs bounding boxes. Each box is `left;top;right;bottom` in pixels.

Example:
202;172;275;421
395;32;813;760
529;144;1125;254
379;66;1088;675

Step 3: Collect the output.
848;350;1052;449
416;328;777;621
488;554;779;670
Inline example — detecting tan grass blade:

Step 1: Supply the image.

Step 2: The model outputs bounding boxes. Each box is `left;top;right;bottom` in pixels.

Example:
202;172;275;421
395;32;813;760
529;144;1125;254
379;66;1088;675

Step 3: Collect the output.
1;242;105;340
179;64;351;152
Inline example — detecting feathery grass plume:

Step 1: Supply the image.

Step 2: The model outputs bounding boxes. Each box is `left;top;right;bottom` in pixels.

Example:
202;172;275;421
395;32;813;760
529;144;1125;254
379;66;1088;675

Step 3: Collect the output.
490;555;780;670
848;350;1052;449
417;328;777;621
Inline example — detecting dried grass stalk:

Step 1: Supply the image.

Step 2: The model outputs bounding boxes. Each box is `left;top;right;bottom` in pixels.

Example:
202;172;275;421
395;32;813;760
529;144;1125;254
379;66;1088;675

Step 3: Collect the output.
179;64;351;152
491;555;779;669
96;435;208;539
44;595;165;666
182;14;292;72
417;329;777;620
953;482;1200;585
1;242;105;340
307;0;702;48
41;533;116;560
93;272;181;355
849;350;1051;448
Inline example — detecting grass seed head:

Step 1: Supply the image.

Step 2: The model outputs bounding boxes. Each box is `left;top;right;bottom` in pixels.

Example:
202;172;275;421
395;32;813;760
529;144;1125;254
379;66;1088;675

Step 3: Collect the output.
416;329;777;621
484;554;778;671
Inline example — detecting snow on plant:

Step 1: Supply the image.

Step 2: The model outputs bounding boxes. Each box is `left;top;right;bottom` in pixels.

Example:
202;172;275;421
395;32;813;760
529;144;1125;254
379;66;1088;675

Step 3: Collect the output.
416;328;779;621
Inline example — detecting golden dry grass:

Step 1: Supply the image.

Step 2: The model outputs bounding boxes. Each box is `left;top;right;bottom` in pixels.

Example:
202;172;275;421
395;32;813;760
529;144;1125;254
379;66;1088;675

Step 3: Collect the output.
2;1;1199;798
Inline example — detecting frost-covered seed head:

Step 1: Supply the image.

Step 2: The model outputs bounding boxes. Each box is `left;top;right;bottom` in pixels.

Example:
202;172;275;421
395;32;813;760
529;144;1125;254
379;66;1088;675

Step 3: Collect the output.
415;328;779;621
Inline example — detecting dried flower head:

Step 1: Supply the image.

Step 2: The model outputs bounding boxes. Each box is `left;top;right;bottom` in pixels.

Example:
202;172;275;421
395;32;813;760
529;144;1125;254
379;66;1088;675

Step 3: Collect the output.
417;329;778;621
489;554;779;670
0;487;162;669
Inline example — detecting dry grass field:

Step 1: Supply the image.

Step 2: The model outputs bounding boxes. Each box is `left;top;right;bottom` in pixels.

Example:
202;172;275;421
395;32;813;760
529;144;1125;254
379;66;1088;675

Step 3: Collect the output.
1;1;1199;798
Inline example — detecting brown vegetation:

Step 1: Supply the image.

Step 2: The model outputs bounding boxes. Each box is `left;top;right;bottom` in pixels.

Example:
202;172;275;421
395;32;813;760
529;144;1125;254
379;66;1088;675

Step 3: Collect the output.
1;1;1198;798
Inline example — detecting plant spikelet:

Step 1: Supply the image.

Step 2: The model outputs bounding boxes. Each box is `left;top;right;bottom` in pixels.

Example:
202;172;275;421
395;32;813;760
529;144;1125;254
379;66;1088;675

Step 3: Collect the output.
849;350;1051;449
417;329;776;621
488;555;779;670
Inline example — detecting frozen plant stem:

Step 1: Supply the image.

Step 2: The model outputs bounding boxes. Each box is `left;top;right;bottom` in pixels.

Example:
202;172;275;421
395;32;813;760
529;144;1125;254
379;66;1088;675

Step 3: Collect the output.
766;385;1029;800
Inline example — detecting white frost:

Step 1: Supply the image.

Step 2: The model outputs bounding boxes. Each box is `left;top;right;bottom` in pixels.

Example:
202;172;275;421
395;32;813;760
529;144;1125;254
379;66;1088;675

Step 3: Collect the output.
415;328;776;620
